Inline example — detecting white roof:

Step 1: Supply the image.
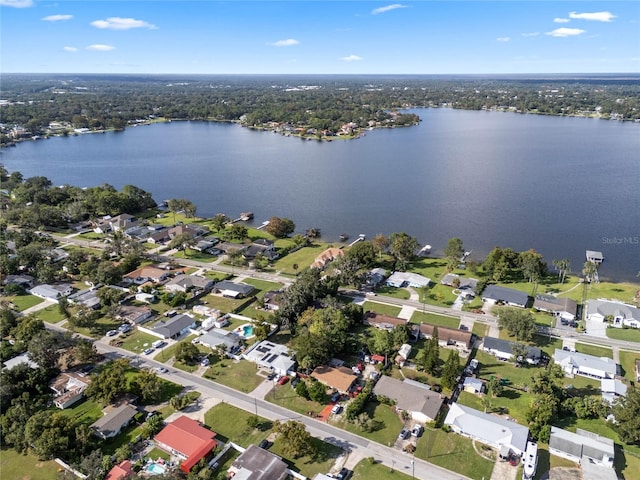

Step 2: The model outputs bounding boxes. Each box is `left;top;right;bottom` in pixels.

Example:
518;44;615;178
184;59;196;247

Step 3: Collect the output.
553;349;617;376
588;299;639;321
2;352;39;370
386;271;431;287
444;403;529;454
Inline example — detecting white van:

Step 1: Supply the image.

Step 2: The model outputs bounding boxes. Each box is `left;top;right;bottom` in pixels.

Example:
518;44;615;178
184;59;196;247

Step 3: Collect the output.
152;340;165;349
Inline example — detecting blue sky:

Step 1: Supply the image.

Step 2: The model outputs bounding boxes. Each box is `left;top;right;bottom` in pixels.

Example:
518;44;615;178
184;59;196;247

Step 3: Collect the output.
1;1;638;74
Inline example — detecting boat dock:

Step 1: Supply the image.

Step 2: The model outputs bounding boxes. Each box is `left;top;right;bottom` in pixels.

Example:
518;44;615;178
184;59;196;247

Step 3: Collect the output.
348;234;366;247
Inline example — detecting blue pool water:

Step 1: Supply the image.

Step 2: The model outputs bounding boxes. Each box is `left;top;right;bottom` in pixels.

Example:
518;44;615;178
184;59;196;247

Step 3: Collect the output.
243;325;254;337
145;463;166;475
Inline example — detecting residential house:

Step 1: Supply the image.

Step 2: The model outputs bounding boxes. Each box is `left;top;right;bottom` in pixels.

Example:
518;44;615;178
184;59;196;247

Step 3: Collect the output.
601;379;627;404
91;404;138;440
45;247;69;263
67;288;101;310
29;283;73;300
481;285;529;308
213;280;255;298
311;365;357;394
147;229;171;245
228;444;289;480
152;314;197;339
385;272;430;288
418;323;473;350
109;214;137;232
198;329;242;352
533;295;578;321
117;305;153;325
366;267;387;287
463;377;484;394
440;273;479;294
483;337;542;364
363;311;407;331
444;403;530;456
105;460;134;480
154;416;218;473
165;274;214;294
2;352;39;371
193;305;222;319
243;239;279;261
586;299;640;329
263;290;283;311
50;372;91;409
636;359;640;382
553;349;617;380
135;292;156;304
124;266;171;285
244;341;296;376
193;238;218;252
396;344;412;365
217;242;247;254
3;274;35;289
373;376;445;423
168;224;208;240
549;427;615;479
311;247;344;269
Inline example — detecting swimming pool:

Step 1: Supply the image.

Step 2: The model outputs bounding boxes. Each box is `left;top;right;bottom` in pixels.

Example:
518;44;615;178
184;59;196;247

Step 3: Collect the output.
145;463;166;475
243;325;254;337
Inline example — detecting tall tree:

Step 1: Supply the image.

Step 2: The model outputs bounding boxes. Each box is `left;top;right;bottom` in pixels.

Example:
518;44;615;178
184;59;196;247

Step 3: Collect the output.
372;234;389;260
496;307;537;341
612;386;640;445
441;350;460;390
273;420;316;458
518;249;546;284
444;237;464;271
552;258;570;284
389;232;419;270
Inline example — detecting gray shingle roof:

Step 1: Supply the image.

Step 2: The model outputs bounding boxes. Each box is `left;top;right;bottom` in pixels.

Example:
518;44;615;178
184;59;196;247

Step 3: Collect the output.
373;375;444;421
482;285;529;306
483;337;541;360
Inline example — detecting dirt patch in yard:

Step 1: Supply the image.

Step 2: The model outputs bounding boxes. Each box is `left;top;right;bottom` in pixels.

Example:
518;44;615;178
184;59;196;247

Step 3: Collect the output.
548;467;582;480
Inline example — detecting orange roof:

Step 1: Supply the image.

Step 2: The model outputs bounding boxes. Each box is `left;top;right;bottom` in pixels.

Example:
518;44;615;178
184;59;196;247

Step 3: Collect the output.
154;416;217;473
311;248;344;268
311;365;356;393
105;460;134;480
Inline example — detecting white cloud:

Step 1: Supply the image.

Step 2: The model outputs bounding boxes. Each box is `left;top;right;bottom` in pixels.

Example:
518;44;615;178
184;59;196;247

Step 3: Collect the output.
371;4;407;15
269;39;300;47
521;32;540;37
569;11;615;22
63;46;78;52
496;37;510;42
91;17;157;30
42;14;72;21
553;18;570;23
546;28;586;37
341;55;362;62
86;44;115;51
0;0;33;7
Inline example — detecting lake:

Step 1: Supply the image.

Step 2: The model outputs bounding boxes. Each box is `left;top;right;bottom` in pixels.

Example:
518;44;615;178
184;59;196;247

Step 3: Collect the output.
1;108;638;281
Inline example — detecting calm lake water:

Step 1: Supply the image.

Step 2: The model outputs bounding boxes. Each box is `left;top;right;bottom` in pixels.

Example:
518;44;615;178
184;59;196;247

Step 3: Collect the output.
2;108;639;281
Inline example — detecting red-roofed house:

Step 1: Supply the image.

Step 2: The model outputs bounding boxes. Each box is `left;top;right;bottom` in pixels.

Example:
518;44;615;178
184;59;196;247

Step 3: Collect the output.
153;416;218;473
105;460;134;480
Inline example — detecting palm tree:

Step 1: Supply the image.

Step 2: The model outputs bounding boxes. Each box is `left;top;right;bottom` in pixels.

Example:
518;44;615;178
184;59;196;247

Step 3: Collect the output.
582;261;597;283
552;258;571;284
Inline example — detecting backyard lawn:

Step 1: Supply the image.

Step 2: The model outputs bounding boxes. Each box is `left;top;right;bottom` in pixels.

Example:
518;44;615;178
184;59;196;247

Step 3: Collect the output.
272;243;329;274
361;301;401;317
203;359;263;393
415;426;495;480
0;448;60;480
6;294;44;311
574;342;613;359
619;350;640;382
35;304;66;323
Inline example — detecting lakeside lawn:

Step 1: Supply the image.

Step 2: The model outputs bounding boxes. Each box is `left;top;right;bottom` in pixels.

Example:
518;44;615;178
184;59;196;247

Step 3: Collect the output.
619;350;640;382
272;243;328;275
606;327;640;343
575;342;613;359
7;294;44;311
203;359;263;393
410;311;460;329
361;301;401;317
415;426;494;480
0;448;60;480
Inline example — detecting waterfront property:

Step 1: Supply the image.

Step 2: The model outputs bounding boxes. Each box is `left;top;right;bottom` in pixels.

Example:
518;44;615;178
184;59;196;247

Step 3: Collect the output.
548;427;616;480
481;285;529;308
154;416;217;473
553;349;617;379
440;273;478;294
586;299;640;329
482;337;541;364
444;402;530;457
373;376;445;423
533;295;577;322
311;247;344;269
385;271;430;288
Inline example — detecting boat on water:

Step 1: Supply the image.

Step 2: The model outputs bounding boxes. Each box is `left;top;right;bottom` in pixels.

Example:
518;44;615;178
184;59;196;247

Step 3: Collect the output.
240;212;254;221
418;244;432;256
522;441;538;480
339;234;349;242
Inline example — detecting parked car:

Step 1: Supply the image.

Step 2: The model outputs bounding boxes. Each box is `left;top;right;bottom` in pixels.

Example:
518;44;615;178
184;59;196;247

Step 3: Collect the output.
398;428;410;440
201;357;210;367
331;404;343;414
107;330;118;337
336;468;352;480
411;424;424;437
258;439;272;449
143;348;155;355
118;324;131;333
291;377;300;388
267;372;276;381
155;367;169;374
277;375;289;385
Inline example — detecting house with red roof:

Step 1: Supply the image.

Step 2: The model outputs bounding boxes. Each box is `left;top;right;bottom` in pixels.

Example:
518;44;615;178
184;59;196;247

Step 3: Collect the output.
104;460;134;480
153;416;218;473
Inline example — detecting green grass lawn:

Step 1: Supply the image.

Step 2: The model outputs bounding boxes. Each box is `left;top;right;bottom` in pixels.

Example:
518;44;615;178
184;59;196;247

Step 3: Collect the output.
7;294;44;311
172;250;218;262
415;426;494;480
361;301;402;317
352;458;413;479
575;342;613;359
606;327;640;343
272;243;329;275
35;304;66;323
242;278;283;294
72;315;120;338
0;448;60;480
203;359;263;393
375;285;411;300
264;382;325;416
472;322;489;338
270;435;343;479
118;330;162;354
619;350;640;382
58;397;104;424
153;334;197;363
331;400;405;446
201;294;253;313
409;311;460;329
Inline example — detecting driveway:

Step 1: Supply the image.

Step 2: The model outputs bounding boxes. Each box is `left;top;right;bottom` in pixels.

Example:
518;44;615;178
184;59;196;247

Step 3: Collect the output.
490;457;518;480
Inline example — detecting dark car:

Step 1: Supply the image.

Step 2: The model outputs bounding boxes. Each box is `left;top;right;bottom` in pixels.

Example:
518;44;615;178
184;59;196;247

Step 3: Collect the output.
258;439;272;449
336;468;352;480
398;428;410;440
